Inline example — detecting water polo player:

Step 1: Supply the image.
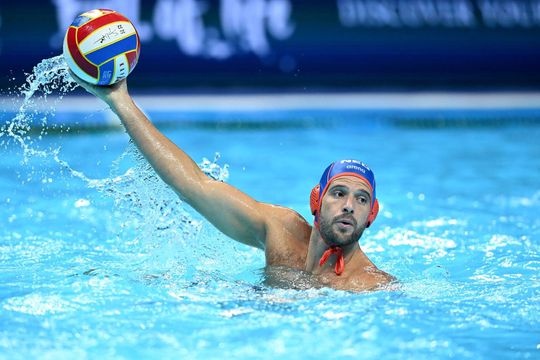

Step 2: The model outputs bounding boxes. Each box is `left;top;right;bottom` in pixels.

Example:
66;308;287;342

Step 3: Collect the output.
69;74;395;292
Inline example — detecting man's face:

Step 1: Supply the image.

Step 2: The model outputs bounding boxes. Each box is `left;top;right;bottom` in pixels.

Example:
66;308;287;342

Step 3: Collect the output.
318;176;372;247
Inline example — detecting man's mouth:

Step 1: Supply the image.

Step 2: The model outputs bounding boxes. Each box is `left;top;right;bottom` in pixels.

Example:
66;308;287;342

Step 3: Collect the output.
334;217;356;228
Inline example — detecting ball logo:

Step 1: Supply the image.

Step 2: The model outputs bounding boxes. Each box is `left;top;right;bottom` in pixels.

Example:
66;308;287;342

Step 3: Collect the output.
93;25;126;45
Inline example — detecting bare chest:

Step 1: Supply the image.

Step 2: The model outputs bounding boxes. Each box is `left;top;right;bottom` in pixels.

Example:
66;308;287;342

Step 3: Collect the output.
317;269;392;292
264;229;309;270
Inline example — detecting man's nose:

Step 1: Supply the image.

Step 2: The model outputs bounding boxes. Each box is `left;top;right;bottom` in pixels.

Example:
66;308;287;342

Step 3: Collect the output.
342;195;355;213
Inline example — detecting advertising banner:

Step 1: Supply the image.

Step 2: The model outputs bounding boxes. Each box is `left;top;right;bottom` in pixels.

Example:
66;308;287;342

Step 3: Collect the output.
1;0;540;90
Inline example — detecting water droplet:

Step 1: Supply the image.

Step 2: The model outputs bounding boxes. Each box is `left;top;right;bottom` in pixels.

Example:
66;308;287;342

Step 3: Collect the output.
75;199;90;208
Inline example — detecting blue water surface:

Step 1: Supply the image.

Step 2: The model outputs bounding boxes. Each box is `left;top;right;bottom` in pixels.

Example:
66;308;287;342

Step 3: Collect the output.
1;105;540;359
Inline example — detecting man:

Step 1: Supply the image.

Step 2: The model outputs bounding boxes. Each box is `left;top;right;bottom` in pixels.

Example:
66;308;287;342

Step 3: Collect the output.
71;74;395;292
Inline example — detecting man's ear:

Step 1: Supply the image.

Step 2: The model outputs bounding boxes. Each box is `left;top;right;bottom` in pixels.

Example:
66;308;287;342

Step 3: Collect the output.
366;199;379;228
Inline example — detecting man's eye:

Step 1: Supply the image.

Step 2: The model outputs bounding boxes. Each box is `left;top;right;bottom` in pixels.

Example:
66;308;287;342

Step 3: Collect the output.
357;197;368;204
334;191;344;197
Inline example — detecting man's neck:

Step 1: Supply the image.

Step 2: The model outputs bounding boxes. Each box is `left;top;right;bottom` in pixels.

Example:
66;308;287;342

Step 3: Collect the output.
304;228;374;275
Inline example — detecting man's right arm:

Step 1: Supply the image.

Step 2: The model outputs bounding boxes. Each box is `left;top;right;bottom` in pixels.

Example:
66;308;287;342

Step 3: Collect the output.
73;76;270;249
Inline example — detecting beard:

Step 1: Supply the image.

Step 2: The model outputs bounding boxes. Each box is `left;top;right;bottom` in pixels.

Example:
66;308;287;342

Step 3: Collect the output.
319;214;365;247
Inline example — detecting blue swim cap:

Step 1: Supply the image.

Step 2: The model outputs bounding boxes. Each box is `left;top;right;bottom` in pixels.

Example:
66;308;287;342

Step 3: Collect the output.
310;160;378;228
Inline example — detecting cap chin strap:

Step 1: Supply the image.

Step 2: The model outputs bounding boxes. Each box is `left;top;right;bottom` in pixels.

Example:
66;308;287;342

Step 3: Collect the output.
319;246;344;275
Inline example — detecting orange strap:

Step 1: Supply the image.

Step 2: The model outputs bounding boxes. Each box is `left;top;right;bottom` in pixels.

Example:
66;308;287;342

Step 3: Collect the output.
319;246;345;276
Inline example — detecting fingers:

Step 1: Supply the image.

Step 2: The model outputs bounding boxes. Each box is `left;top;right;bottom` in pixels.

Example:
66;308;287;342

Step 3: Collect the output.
68;69;127;89
66;68;130;105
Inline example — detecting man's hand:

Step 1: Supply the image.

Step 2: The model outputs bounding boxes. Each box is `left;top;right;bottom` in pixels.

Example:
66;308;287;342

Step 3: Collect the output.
68;69;129;106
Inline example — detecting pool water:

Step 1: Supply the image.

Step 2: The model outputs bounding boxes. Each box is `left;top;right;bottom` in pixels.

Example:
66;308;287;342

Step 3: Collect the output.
1;62;540;359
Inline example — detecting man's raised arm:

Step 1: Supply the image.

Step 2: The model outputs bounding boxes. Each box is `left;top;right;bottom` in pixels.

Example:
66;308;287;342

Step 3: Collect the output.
71;75;268;249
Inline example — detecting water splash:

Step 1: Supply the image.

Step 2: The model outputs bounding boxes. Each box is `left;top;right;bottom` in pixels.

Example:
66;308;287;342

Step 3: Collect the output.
70;144;233;278
2;54;229;184
1;56;234;280
0;55;77;161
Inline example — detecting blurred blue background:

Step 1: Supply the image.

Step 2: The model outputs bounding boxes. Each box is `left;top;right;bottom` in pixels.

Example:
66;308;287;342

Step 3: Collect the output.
1;0;540;91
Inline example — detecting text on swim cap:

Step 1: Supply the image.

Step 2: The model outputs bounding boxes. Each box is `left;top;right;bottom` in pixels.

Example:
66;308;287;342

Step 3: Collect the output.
339;159;371;171
345;165;366;173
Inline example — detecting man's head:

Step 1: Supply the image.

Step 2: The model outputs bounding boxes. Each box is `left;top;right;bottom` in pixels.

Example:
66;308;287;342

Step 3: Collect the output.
310;160;379;246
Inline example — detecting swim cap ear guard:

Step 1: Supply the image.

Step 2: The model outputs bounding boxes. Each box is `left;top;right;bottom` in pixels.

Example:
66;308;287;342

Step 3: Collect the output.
309;184;321;216
310;160;379;229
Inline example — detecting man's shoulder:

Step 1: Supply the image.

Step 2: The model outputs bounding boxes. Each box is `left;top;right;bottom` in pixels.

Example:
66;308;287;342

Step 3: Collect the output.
262;203;312;234
262;204;312;268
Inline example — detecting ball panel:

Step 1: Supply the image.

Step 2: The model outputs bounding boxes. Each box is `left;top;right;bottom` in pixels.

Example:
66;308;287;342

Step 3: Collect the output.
64;26;98;79
125;50;139;72
78;22;136;55
113;54;129;83
63;45;97;84
76;12;132;44
80;9;116;20
71;15;92;27
71;9;113;28
84;34;138;66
